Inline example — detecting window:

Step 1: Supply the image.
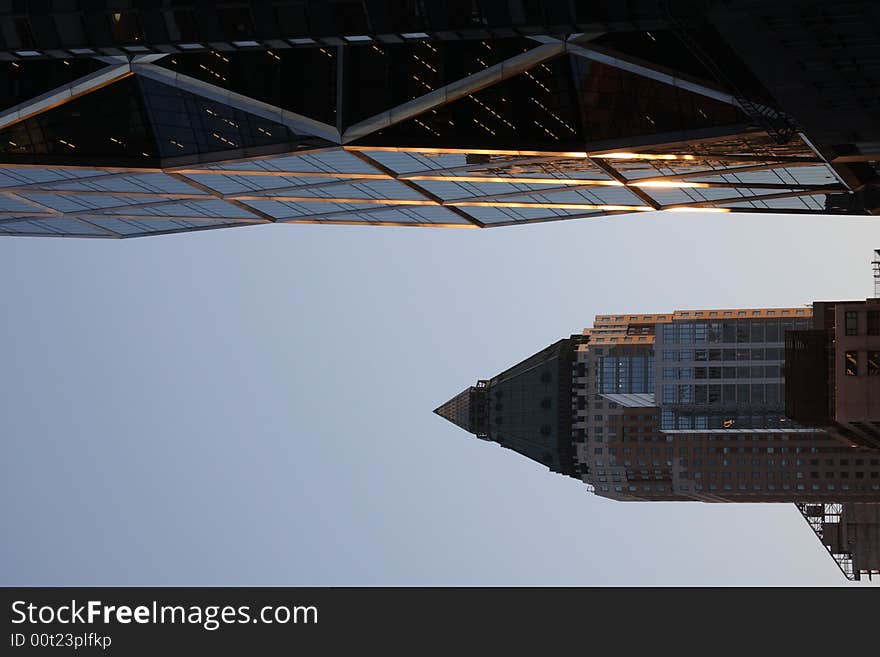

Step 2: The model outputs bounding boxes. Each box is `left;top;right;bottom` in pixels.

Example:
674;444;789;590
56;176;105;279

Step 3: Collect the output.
845;311;859;336
869;351;880;376
845;351;859;376
868;310;879;336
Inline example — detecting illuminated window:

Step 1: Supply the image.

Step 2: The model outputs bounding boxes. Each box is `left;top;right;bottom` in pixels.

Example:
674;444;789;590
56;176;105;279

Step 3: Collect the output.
845;351;859;376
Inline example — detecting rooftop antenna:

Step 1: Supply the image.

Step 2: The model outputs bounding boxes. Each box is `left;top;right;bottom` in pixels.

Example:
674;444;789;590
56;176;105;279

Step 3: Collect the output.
873;249;880;298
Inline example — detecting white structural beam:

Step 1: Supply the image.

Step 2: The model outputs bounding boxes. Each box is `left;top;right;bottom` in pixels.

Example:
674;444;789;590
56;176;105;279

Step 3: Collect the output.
133;63;341;144
564;42;739;106
340;42;567;143
0;64;132;129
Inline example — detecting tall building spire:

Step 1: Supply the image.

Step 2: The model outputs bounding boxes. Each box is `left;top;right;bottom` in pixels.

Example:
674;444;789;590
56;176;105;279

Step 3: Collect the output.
433;386;484;435
436;306;880;581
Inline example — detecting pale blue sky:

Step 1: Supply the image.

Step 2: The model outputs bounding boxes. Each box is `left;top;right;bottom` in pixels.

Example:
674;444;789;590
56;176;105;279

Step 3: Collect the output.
1;211;878;585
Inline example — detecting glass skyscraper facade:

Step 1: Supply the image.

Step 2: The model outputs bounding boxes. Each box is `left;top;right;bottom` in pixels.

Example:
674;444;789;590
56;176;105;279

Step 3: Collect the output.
654;310;813;431
2;1;879;238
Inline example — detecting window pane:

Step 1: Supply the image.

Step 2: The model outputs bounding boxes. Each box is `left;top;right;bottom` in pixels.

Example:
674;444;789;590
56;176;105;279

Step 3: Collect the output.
751;322;765;342
845;311;859;336
722;323;736;342
845;351;859;376
868;311;879;336
869;351;880;376
751;384;765;404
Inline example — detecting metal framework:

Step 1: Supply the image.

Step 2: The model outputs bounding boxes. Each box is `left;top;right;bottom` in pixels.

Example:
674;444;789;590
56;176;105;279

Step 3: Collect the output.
793;502;880;581
0;36;854;239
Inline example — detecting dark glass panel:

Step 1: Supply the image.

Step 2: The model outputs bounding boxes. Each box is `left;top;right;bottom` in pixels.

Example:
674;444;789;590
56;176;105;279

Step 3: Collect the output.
569;57;744;145
357;53;744;150
137;76;301;158
0;75;322;166
158;48;338;125
357;51;583;150
331;1;370;34
0;77;158;166
53;14;87;46
170;10;201;42
217;7;255;39
10;18;37;50
591;30;718;82
0;59;107;112
344;37;538;125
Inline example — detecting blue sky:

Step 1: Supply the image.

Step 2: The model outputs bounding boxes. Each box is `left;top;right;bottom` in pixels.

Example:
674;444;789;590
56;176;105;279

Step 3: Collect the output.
1;210;878;585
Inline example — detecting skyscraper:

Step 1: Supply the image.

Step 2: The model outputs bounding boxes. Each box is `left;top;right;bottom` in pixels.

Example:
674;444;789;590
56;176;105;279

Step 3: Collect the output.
435;301;880;580
1;1;879;238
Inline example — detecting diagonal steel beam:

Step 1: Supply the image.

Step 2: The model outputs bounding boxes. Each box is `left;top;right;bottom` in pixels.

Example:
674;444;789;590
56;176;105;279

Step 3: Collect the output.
5;189;207;200
58;213;269;224
437;179;843;204
661;187;839;209
280;218;476;228
162;145;343;172
0;64;132;129
168;167;389;180
0;192;62;215
0;169;163;191
134;63;340;143
269;203;431;223
587;156;661;210
630;161;820;183
1;212;260;224
565;42;739;106
396;155;567;178
165;172;278;222
346;150;485;227
341;42;567;143
220;176;393;197
67;217;120;236
443;183;617;203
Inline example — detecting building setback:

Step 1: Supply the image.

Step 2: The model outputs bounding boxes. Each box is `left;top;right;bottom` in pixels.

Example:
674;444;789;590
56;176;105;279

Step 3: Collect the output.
436;303;880;581
1;1;880;238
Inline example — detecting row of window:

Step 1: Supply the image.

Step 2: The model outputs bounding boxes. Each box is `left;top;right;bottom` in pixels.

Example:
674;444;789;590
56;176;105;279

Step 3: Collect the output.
662;365;782;380
591;447;880;462
660;319;811;345
661;382;784;405
598;482;880;493
596;455;846;468
682;458;806;467
680;483;880;492
844;350;880;376
582;431;827;444
596;354;654;394
662;347;786;362
688;470;880;480
844;309;880;336
660;410;793;430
